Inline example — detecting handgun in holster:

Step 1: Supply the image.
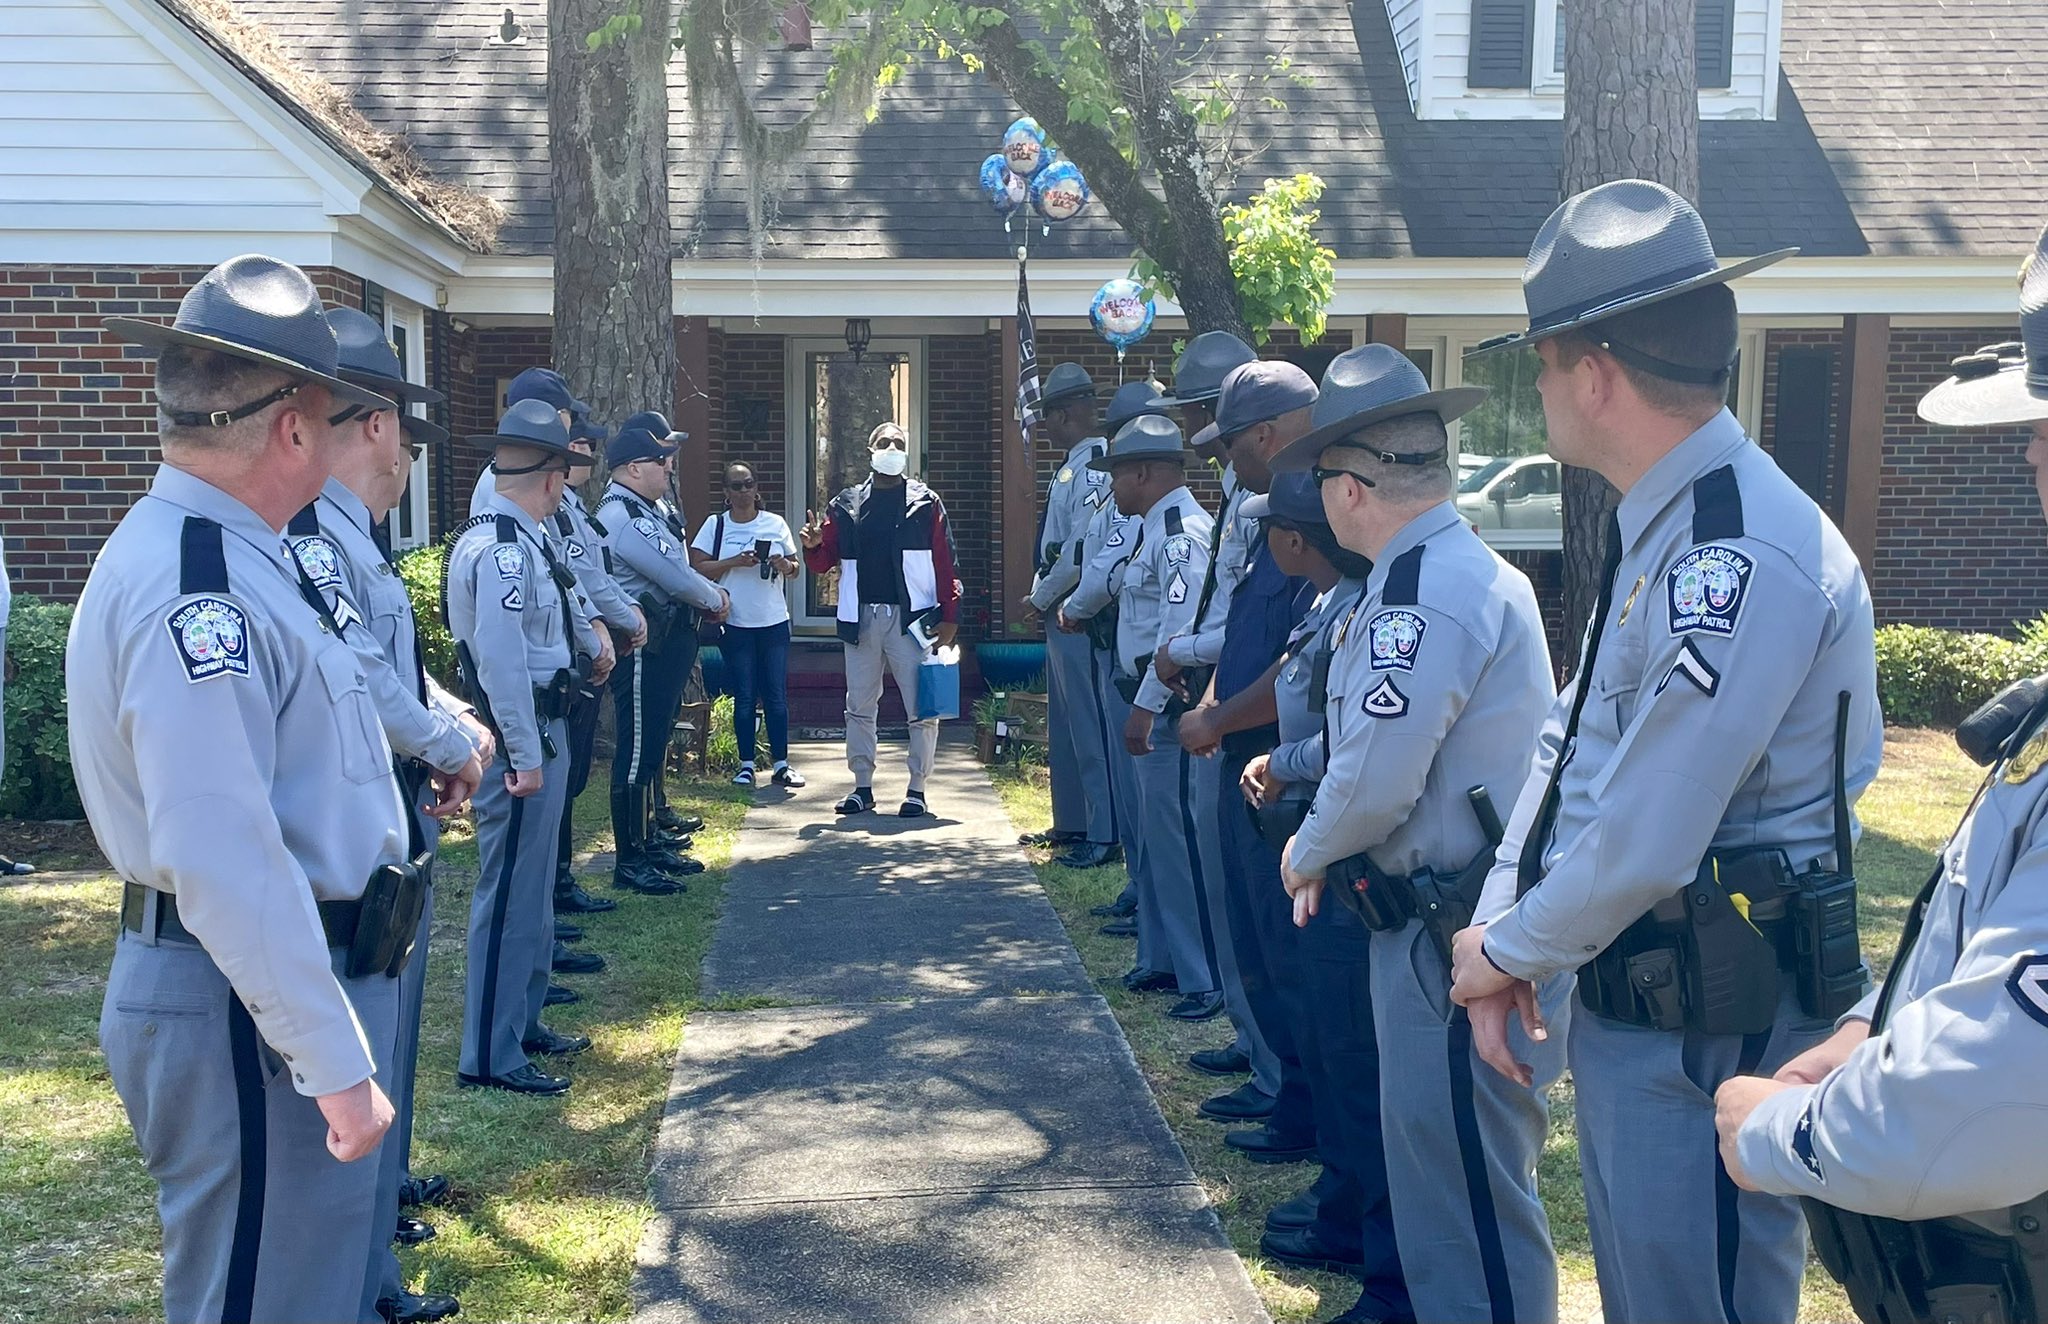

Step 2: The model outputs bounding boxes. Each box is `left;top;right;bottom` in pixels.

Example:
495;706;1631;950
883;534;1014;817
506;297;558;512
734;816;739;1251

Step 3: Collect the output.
1085;601;1119;652
1804;1190;2048;1324
345;851;434;979
637;591;679;657
1253;796;1312;849
1579;852;1783;1036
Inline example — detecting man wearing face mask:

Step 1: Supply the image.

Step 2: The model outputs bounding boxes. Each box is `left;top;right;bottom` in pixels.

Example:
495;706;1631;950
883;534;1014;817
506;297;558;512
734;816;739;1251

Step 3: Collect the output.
801;422;962;818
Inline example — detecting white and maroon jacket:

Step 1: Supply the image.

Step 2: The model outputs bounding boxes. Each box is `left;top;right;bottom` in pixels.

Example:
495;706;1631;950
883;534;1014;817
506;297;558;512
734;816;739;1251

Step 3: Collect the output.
803;477;961;644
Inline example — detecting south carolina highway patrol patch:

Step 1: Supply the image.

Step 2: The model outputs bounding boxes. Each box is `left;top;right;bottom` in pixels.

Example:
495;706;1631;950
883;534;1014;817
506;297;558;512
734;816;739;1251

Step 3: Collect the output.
1164;534;1197;566
166;596;250;683
1668;544;1753;637
290;536;343;590
1367;610;1426;672
492;545;525;581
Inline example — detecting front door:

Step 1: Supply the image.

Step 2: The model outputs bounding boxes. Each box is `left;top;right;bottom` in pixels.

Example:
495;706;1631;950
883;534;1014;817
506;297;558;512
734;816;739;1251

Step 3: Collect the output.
786;338;924;630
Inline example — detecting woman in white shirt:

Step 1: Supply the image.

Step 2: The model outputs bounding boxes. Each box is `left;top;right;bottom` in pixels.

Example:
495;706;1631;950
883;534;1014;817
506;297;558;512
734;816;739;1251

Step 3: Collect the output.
691;463;804;788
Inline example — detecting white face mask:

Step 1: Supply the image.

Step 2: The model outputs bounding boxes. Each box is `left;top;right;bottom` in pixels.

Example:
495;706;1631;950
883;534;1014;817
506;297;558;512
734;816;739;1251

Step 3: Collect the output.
870;448;909;477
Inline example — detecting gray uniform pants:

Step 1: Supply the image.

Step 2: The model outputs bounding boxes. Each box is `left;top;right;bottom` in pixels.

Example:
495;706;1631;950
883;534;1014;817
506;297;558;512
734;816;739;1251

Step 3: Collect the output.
1372;923;1569;1324
1131;710;1220;996
102;928;399;1324
843;604;939;792
1570;983;1832;1324
1046;625;1115;844
367;802;440;1312
1190;751;1278;1096
461;718;567;1081
1097;652;1150;953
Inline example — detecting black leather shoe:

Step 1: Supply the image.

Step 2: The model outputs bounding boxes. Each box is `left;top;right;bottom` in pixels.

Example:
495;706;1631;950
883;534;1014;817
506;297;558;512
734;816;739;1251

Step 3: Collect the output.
1055;842;1122;869
657;809;703;834
554;879;618;914
1330;1291;1401;1324
398;1173;452;1210
551;944;606;975
522;1025;592;1056
1121;968;1178;994
653;828;695;851
554;921;584;943
1200;1082;1277;1121
1263;1186;1319;1233
646;849;706;877
1097;917;1137;938
1167;992;1227;1021
457;1063;571;1096
379;1289;460;1323
1189;1046;1252;1077
1020;828;1084;847
1226;1126;1319;1165
1089;895;1139;919
392;1215;436;1247
613;868;684;895
1258;1224;1366;1275
544;984;581;1007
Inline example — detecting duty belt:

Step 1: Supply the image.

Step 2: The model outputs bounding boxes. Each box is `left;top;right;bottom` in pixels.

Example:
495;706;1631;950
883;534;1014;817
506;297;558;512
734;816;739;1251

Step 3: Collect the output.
123;882;361;951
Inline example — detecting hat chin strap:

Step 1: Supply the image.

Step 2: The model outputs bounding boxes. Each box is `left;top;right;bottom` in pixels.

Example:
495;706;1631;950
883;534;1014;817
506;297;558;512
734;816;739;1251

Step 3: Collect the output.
1597;337;1732;387
165;380;301;428
493;454;562;476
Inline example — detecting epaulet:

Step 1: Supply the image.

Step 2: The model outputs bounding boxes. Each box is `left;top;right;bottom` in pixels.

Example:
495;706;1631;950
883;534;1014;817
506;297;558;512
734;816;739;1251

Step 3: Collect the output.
180;516;230;593
1692;465;1744;543
496;514;519;543
1164;506;1184;535
586;511;610;537
1381;544;1426;607
286;502;321;538
552;509;574;536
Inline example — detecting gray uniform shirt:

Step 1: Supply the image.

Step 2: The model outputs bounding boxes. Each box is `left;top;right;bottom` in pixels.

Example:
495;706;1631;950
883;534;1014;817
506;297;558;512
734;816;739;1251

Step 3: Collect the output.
290;477;476;776
1737;717;2048;1225
552;488;639;632
1266;577;1369;787
1028;436;1112;611
446;495;578;773
1290;505;1554;878
597;483;725;612
1063;500;1141;624
1167;463;1252;669
68;465;406;1096
1115;486;1214;713
1476;411;1884;980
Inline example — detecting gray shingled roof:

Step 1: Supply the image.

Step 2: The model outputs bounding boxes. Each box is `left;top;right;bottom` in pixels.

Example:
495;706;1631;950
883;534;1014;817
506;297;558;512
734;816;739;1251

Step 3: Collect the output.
216;0;2042;262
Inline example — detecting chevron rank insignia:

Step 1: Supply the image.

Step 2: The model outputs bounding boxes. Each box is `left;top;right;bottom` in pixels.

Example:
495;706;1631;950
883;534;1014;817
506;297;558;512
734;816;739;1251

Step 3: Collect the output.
1655;638;1721;698
2007;954;2048;1028
1362;676;1409;719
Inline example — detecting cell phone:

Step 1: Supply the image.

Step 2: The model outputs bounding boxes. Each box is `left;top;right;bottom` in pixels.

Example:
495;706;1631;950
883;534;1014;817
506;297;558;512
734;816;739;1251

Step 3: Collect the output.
906;606;943;652
756;537;775;579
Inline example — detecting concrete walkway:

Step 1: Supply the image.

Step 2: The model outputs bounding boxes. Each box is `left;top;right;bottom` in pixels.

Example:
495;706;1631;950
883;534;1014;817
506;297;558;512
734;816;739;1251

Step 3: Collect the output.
632;738;1269;1324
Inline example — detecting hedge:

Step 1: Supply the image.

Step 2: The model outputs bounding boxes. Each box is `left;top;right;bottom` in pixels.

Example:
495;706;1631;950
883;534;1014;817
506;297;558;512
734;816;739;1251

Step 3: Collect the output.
2;596;81;818
1875;617;2048;727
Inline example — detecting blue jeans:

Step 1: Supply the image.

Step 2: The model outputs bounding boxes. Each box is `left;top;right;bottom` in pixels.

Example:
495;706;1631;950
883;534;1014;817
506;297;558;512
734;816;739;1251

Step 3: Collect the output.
722;619;791;765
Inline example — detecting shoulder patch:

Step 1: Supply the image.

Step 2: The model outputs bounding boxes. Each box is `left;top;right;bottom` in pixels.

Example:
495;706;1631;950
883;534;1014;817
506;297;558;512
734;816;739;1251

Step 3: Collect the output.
1163;533;1198;566
491;544;525;581
1362;675;1409;719
501;585;524;612
1667;543;1753;638
166;596;250;683
1791;1103;1826;1185
1655;638;1722;698
2007;954;2048;1028
633;516;661;540
1367;609;1427;672
290;535;343;590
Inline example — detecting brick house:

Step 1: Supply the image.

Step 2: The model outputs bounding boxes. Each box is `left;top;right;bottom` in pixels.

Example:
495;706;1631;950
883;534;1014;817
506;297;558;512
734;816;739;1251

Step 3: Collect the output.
6;0;2047;708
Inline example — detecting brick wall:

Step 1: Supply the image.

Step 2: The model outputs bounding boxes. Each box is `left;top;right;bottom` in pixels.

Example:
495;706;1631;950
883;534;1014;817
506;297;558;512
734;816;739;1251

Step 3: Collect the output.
928;334;997;639
711;333;788;520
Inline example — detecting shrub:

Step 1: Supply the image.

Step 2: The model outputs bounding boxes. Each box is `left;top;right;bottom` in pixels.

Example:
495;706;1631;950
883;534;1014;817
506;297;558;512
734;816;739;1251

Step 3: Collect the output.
2;597;82;819
397;543;458;690
703;694;739;775
1875;617;2048;727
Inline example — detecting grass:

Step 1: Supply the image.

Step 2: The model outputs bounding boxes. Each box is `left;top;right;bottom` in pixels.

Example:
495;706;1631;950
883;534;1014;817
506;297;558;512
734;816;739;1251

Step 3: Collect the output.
0;768;748;1324
991;725;1986;1324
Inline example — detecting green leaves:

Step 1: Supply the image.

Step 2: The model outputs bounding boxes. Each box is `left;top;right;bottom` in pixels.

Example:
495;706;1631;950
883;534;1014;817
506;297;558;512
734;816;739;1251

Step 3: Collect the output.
586;3;646;51
1219;173;1335;346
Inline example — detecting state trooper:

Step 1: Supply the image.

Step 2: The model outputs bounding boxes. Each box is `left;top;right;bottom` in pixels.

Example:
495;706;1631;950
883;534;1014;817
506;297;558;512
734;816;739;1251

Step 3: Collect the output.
1024;362;1120;870
1447;180;1884;1324
291;306;487;1324
82;255;411;1323
599;423;729;893
1060;382;1170;932
1088;414;1224;1019
448;400;612;1096
1271;345;1562;1324
1717;223;2048;1324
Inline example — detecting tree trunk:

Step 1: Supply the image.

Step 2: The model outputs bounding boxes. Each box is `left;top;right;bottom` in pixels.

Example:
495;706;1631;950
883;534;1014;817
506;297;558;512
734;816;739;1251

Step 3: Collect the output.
549;0;677;480
1556;0;1700;668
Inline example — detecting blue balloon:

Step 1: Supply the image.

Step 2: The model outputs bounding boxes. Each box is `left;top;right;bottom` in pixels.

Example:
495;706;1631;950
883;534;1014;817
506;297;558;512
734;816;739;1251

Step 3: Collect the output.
979;153;1025;215
1030;160;1090;222
1090;279;1155;353
1002;117;1049;178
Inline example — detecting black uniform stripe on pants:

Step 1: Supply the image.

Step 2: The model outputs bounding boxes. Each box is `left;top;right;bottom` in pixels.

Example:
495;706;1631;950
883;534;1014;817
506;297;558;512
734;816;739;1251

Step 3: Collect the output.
1087;648;1118;841
222;995;267;1324
1447;1010;1516;1324
473;796;526;1081
1715;1028;1774;1324
1175;746;1223;988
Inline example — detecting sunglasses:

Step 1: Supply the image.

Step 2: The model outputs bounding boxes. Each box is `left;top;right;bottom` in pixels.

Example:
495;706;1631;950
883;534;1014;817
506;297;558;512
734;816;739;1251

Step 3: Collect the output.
1310;463;1374;490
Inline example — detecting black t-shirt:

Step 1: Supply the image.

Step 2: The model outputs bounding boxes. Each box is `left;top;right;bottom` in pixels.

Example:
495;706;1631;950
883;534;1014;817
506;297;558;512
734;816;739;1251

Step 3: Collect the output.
855;481;908;607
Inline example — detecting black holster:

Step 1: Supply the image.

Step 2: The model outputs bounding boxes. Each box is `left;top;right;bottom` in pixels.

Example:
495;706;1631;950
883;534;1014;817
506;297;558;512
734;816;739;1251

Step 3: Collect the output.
1253;797;1311;848
638;591;679;656
1113;674;1142;705
345;851;434;979
1805;1192;2048;1324
1085;601;1119;653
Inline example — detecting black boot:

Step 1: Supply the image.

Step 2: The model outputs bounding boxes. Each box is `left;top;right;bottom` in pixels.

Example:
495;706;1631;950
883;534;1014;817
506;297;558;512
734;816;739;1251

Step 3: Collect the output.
555;870;617;915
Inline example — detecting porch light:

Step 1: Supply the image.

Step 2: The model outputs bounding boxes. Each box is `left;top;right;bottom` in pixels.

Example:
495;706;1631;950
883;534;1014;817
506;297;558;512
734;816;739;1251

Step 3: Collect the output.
844;318;872;364
490;8;527;45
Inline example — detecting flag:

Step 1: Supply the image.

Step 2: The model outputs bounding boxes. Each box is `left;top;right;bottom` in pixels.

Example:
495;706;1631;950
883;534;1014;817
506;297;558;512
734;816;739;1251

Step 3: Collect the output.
1015;255;1041;459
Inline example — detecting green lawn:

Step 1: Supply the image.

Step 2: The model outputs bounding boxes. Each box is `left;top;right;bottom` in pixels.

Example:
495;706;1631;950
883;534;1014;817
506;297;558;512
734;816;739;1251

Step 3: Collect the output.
0;770;748;1324
992;726;1985;1324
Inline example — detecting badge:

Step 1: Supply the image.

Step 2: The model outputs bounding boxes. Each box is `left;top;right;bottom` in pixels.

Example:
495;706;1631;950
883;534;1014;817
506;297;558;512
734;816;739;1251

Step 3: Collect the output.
1617;574;1647;627
502;586;524;611
1057;466;1074;483
1164;534;1197;566
2007;954;2048;1027
1667;544;1753;637
166;596;250;683
1362;675;1409;719
1166;574;1188;605
2006;725;2048;785
290;536;343;590
1792;1103;1826;1185
492;545;524;581
1655;638;1721;698
1367;609;1427;672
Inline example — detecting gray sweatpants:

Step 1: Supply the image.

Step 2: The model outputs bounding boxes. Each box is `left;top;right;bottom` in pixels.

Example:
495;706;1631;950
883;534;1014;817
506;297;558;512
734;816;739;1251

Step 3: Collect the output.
461;718;567;1081
1046;625;1115;844
1570;982;1833;1324
1372;922;1570;1324
843;604;940;793
1131;710;1220;996
102;928;399;1324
